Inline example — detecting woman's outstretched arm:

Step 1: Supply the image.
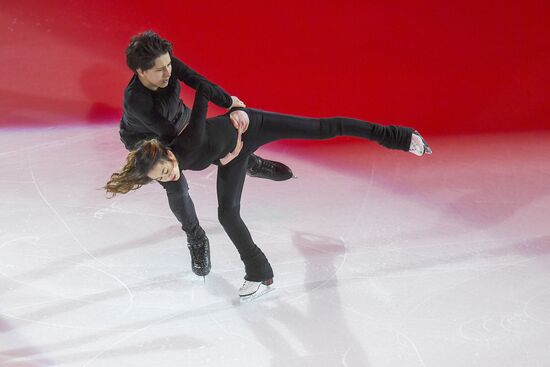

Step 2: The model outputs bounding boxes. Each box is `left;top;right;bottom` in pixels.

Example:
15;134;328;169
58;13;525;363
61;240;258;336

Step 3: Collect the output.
171;56;233;107
170;83;210;151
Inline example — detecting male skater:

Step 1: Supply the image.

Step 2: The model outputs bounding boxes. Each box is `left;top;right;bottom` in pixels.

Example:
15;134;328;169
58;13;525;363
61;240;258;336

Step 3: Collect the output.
119;30;293;277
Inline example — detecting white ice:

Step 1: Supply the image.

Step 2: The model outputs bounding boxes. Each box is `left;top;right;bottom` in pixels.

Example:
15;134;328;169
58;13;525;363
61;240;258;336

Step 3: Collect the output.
0;125;549;367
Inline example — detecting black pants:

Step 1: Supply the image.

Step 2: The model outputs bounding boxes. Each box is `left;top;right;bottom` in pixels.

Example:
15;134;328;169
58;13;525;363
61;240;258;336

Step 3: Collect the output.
122;137;264;245
122;138;205;244
157;149;262;243
158;176;205;243
216;108;413;281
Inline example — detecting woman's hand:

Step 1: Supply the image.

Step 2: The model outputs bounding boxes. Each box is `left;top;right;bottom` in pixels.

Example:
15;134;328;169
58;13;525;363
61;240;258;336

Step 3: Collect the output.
230;110;249;133
220;127;244;166
229;96;246;109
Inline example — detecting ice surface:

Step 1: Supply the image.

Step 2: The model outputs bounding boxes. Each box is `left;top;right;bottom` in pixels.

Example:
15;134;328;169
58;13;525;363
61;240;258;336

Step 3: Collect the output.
1;125;549;366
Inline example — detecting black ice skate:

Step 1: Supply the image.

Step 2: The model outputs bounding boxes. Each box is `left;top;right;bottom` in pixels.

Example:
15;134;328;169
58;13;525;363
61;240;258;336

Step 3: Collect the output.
239;278;274;301
187;236;211;277
247;155;294;181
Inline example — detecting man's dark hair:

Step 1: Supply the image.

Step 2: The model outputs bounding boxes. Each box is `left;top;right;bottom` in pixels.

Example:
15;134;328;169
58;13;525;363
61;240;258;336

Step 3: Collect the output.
125;30;173;72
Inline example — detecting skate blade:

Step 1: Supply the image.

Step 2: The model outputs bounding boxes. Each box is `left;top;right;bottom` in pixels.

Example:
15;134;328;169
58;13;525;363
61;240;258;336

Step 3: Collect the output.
425;145;432;155
415;130;432;155
239;285;275;302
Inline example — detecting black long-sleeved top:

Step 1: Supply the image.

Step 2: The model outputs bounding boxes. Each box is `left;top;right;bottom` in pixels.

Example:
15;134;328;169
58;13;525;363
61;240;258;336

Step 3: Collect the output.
119;56;233;149
170;85;238;170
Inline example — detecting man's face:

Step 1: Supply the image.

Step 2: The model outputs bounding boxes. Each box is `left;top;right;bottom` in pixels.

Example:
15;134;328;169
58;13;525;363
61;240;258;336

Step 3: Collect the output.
137;53;172;91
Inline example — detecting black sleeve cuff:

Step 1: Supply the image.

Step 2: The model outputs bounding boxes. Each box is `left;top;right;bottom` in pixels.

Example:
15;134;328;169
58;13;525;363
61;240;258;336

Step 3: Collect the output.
228;106;247;113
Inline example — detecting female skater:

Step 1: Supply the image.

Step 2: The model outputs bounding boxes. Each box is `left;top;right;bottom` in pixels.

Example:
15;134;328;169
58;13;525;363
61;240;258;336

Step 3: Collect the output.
104;84;431;300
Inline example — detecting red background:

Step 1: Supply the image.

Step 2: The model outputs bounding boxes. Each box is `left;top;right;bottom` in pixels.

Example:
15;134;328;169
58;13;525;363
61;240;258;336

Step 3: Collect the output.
1;0;548;135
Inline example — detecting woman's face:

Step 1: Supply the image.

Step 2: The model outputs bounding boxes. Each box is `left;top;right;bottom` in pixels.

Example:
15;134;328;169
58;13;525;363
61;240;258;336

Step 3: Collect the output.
147;150;180;182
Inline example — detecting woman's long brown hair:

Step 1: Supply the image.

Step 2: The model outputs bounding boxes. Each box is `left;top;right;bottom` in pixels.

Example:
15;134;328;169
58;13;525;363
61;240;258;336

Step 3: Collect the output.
104;139;170;197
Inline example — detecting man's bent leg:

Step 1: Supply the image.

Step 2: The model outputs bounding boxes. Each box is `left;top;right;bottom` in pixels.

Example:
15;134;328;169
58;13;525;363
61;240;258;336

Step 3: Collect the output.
207;114;292;181
159;174;211;276
159;174;204;242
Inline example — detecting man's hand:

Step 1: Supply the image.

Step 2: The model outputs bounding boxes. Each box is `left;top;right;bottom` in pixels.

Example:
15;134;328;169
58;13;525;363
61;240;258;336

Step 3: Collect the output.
229;96;246;109
230;110;249;133
220;126;244;166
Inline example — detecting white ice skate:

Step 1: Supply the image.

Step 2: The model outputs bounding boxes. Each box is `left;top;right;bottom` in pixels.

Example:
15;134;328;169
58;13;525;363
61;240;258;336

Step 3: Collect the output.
239;278;274;302
409;130;432;156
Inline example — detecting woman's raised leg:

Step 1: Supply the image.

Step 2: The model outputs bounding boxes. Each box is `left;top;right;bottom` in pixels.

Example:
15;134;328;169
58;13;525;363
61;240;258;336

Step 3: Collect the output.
243;108;417;153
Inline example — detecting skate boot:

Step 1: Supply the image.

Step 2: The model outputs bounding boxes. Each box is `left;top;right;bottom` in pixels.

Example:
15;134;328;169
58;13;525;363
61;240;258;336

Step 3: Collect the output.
247;155;294;181
239;278;274;301
187;236;211;277
409;130;432;156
